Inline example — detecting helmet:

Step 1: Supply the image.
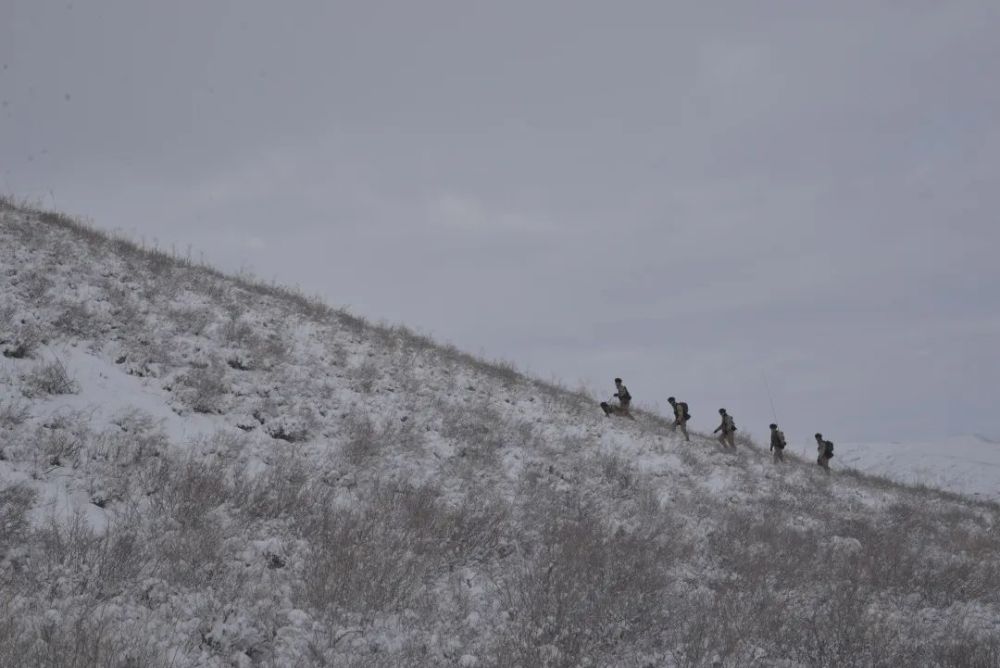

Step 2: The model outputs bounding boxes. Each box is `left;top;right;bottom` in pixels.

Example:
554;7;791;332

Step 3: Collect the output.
815;433;823;439
769;423;777;429
614;377;622;384
667;396;675;403
718;408;726;414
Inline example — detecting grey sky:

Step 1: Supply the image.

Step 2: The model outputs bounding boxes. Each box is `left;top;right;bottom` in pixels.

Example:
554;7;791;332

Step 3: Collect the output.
3;1;999;444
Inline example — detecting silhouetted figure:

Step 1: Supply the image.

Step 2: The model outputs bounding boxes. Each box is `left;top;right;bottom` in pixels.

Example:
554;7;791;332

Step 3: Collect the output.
815;432;834;473
667;397;690;442
713;408;736;448
769;423;786;462
600;377;633;418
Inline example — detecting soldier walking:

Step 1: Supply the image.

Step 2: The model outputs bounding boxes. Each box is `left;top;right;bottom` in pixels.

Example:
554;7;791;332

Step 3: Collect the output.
713;408;737;449
667;397;691;442
769;423;786;462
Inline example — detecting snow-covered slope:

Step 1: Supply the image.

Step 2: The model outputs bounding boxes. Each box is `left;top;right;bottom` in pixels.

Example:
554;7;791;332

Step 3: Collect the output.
838;435;1000;502
2;199;999;667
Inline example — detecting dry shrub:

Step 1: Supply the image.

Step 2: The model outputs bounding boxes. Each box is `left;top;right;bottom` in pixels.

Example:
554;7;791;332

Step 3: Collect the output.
220;314;258;348
53;300;103;338
0;484;36;556
20;357;79;397
91;409;168;465
297;482;507;621
12;269;52;301
439;401;509;466
168;305;215;336
492;501;672;667
340;409;423;466
144;456;233;587
1;322;42;359
235;447;310;521
350;360;380;393
36;423;88;468
0;400;31;430
0;598;163;668
176;362;228;414
32;509;148;599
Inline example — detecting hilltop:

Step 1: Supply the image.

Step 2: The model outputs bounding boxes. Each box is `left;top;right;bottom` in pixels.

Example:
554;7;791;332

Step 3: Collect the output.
1;199;999;667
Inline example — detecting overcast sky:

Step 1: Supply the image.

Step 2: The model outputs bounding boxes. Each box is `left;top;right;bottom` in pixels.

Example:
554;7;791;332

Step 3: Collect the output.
3;1;999;445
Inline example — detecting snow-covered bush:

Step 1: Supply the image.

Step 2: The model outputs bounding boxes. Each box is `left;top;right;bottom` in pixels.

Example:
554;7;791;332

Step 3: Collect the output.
234;445;309;521
11;269;52;302
20;357;80;397
340;411;383;465
297;482;484;620
0;400;31;430
92;409;168;465
350;359;381;393
36;423;88;468
146;457;232;587
220;314;258;348
494;497;672;665
1;321;42;359
168;304;215;337
0;484;35;555
52;299;102;338
176;363;229;414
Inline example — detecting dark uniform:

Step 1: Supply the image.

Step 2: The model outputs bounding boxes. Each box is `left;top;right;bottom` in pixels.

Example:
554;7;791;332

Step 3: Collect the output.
769;423;786;462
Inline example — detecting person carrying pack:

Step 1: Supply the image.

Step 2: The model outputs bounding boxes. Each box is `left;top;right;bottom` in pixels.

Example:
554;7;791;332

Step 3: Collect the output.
769;423;786;463
713;408;737;449
815;432;834;472
600;377;633;418
667;397;691;442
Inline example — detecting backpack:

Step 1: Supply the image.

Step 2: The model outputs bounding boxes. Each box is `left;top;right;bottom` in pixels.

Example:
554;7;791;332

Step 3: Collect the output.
619;387;631;402
724;414;736;432
679;402;690;420
778;431;786;449
824;441;834;458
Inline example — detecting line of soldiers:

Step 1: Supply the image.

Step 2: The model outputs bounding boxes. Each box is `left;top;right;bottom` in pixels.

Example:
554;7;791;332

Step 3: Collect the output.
602;378;836;472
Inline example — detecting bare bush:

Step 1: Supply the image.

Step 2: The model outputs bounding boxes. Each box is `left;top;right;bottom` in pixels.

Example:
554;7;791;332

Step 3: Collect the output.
167;305;215;336
1;321;42;359
176;363;228;414
599;453;634;497
234;447;310;521
146;457;232;587
53;300;102;338
0;400;31;430
492;501;671;666
0;597;163;668
439;401;509;466
12;269;53;301
91;409;168;465
0;484;36;556
220;314;259;348
36;424;88;468
340;410;423;466
20;357;80;397
350;360;381;393
297;482;506;621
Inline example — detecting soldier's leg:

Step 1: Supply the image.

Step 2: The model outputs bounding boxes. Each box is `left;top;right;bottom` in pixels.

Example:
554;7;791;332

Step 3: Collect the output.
681;422;690;442
726;433;736;448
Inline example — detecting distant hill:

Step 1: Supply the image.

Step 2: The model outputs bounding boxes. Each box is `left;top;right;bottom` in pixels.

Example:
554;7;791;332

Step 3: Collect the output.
2;198;999;667
837;434;1000;502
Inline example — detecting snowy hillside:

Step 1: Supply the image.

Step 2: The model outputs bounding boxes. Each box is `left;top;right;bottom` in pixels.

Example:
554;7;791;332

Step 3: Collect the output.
1;199;999;667
837;435;1000;502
